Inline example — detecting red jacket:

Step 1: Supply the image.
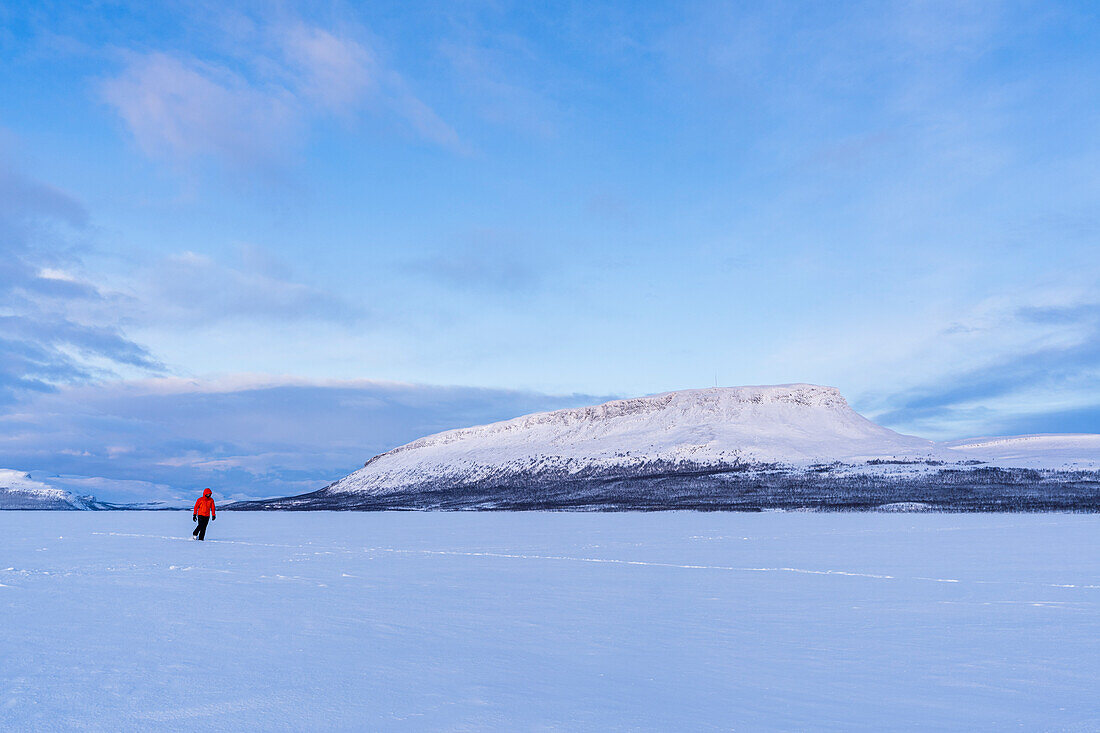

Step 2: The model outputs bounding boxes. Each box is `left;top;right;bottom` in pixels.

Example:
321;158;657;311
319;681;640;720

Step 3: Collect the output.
193;489;216;517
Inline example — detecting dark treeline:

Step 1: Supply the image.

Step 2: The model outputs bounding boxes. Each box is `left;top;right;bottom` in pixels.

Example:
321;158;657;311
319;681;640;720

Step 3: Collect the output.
230;465;1100;512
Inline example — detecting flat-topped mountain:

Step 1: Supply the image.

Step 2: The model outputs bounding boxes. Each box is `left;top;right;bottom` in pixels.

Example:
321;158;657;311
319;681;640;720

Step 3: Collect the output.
330;384;935;495
236;385;1100;511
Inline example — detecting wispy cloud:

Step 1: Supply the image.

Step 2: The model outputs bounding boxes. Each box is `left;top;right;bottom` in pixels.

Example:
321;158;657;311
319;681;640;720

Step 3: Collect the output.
0;163;89;227
280;23;376;114
0;146;365;404
867;298;1100;437
439;35;558;139
405;229;545;294
101;52;299;171
100;14;461;173
141;245;366;326
282;22;460;148
0;159;161;404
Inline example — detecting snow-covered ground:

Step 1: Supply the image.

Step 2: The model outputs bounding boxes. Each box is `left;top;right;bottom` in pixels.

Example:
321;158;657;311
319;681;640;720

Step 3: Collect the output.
944;433;1100;470
3;512;1099;731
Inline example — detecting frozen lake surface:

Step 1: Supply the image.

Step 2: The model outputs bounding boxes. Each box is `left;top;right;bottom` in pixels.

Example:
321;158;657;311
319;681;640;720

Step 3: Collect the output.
2;511;1099;731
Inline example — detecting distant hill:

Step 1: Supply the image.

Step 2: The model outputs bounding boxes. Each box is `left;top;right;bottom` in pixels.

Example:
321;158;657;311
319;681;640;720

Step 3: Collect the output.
0;470;99;510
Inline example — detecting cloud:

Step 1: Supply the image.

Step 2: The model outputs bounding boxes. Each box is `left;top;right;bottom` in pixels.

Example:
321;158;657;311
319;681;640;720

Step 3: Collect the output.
0;149;363;408
280;24;376;114
0;164;89;227
100;52;299;170
405;230;544;294
664;1;1010;96
0;159;161;404
439;36;558;139
0;376;611;502
868;300;1100;437
996;403;1100;437
281;22;460;148
142;245;365;326
44;475;177;505
1018;302;1100;326
100;17;461;171
584;192;634;225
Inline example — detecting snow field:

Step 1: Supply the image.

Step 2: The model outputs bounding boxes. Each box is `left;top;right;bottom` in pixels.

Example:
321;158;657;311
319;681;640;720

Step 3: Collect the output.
2;511;1099;731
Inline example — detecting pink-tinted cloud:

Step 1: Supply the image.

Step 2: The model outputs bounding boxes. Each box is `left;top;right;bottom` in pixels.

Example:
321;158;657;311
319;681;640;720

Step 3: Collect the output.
100;20;462;171
101;52;299;169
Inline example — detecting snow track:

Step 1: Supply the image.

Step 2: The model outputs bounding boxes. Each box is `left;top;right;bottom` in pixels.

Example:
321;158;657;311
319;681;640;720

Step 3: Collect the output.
4;511;1100;731
85;530;1100;592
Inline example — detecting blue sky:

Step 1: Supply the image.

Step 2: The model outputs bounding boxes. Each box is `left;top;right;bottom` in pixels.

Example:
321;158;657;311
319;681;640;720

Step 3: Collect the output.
3;1;1100;501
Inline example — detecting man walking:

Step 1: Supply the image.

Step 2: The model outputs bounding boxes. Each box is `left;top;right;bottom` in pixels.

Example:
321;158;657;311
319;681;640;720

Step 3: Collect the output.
192;488;216;540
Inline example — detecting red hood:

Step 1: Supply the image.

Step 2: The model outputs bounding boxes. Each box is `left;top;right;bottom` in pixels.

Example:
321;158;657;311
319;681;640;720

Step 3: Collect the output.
202;488;212;497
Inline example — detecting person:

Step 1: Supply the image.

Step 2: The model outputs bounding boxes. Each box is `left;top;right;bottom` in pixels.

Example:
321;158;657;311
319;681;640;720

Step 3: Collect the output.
192;488;216;540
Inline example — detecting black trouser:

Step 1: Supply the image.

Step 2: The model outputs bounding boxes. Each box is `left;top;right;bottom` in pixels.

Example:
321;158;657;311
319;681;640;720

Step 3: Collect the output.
193;515;210;540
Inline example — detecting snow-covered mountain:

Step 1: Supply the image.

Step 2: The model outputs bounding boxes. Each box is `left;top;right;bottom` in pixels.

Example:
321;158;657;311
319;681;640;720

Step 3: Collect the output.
0;470;97;510
330;384;935;494
237;384;1100;511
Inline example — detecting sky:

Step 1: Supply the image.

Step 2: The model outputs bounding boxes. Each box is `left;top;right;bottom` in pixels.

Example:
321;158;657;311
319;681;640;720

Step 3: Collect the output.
3;0;1100;502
